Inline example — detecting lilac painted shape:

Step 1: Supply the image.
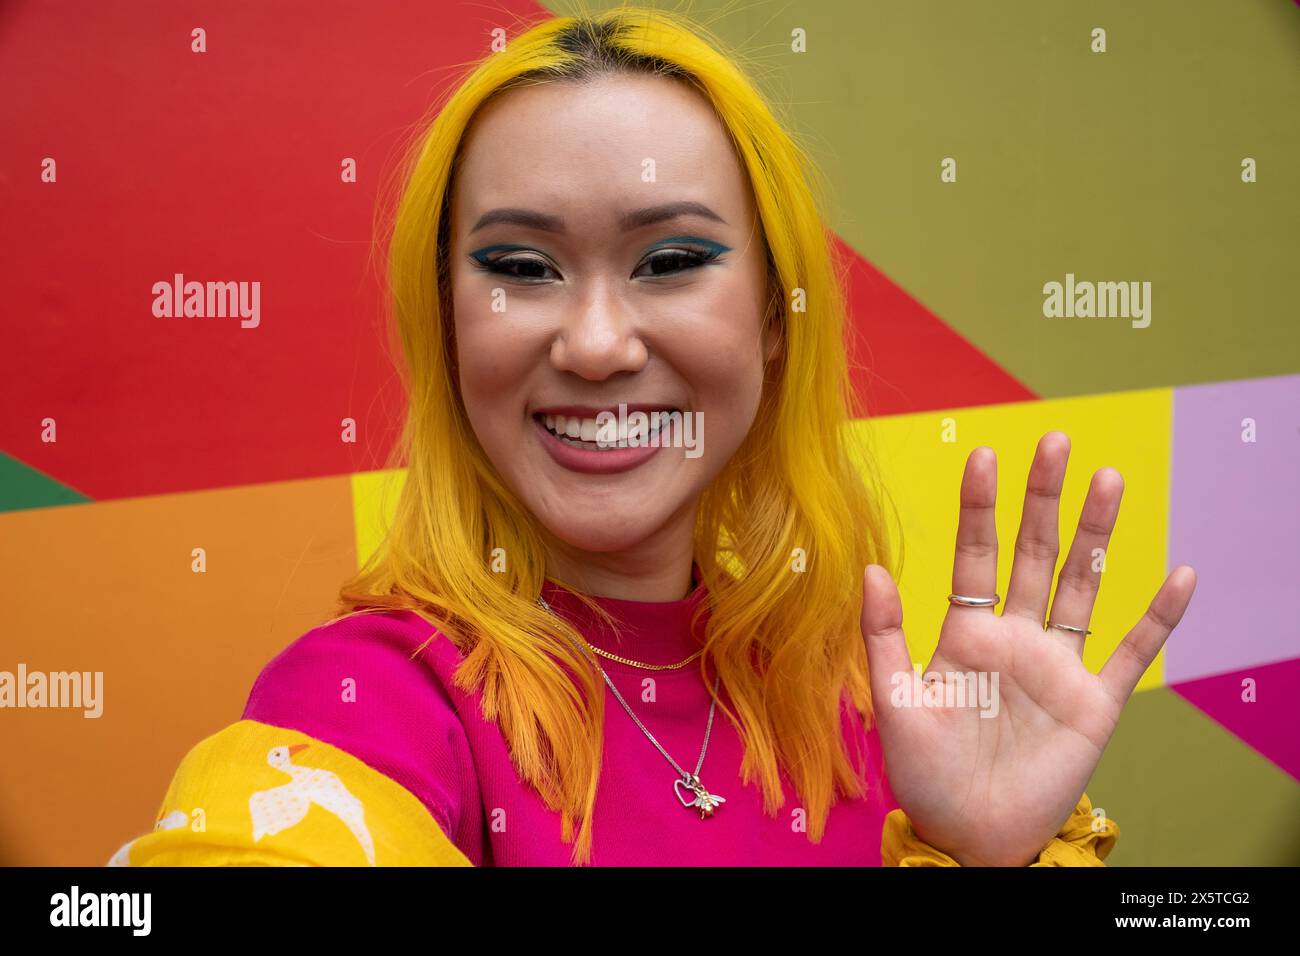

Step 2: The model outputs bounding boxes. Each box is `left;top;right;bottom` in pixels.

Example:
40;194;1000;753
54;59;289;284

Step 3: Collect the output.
1167;374;1300;683
1170;657;1300;782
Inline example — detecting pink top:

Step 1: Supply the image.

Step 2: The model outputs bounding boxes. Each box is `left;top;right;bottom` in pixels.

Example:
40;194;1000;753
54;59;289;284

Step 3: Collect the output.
242;576;900;865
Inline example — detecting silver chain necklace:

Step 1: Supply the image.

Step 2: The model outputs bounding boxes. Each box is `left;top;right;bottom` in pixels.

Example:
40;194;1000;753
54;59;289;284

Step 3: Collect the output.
536;592;726;818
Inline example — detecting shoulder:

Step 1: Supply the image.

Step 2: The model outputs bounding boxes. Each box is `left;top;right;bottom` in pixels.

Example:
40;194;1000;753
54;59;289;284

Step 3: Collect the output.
242;609;474;838
246;609;458;706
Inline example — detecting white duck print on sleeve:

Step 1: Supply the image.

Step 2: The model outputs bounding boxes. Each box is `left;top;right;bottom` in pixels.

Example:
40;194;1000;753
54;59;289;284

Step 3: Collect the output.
249;743;377;866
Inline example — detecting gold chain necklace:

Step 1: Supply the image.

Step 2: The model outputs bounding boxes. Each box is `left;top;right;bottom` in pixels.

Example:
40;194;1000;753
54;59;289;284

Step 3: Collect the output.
544;574;705;671
586;643;703;671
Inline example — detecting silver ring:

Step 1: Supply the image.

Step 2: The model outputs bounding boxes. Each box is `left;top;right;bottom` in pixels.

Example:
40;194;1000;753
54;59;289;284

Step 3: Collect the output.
1045;620;1092;637
948;593;999;608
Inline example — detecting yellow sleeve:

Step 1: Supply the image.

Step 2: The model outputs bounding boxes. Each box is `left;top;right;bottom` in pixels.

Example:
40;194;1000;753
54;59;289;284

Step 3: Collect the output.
881;791;1119;867
106;719;473;867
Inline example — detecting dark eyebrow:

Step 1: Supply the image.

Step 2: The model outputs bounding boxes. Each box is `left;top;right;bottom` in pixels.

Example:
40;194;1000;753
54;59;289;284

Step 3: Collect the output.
468;201;727;236
620;201;727;231
469;207;564;235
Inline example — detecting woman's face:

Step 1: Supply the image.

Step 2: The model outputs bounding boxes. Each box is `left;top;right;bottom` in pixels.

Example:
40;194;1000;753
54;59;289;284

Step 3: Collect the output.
448;73;776;568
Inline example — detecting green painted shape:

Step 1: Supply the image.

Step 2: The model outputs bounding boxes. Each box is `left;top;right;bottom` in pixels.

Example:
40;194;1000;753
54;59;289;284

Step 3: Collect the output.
0;453;91;513
541;0;1300;396
1088;687;1300;866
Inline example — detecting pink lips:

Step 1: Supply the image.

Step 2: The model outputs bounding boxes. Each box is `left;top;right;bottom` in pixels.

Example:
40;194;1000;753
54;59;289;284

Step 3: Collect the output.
531;407;673;475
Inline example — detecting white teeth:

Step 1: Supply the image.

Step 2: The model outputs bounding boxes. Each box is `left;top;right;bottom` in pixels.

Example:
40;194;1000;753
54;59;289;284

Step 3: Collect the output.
538;410;679;449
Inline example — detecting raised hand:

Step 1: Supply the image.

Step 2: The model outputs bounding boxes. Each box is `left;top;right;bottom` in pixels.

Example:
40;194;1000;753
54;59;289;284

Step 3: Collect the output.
861;431;1196;866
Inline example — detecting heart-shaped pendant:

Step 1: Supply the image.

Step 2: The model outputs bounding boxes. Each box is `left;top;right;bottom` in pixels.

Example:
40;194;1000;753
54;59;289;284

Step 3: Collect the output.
673;777;698;808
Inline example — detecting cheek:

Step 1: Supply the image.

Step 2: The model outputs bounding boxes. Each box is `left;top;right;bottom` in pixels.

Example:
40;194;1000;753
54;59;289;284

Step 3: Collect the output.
451;287;532;439
665;272;769;407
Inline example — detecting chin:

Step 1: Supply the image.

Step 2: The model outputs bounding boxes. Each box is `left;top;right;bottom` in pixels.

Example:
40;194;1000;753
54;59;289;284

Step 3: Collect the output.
537;512;670;554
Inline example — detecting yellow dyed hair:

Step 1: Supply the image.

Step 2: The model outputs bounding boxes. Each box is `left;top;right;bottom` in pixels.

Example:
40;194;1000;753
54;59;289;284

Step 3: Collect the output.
334;4;901;865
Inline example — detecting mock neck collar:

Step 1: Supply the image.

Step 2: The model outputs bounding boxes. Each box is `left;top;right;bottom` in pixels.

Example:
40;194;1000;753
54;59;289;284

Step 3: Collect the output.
539;563;709;669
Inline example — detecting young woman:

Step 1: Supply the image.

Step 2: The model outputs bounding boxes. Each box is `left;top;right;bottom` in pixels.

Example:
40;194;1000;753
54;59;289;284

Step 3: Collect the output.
111;8;1195;868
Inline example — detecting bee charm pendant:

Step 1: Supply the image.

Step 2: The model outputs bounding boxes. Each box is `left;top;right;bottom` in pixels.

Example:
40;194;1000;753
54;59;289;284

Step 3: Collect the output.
674;773;726;819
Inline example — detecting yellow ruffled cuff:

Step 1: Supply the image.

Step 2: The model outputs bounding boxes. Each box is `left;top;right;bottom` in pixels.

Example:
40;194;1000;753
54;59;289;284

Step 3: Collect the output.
882;791;1119;866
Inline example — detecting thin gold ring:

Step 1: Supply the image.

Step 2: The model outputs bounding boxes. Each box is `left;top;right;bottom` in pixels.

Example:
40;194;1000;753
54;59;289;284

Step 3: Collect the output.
1045;620;1092;637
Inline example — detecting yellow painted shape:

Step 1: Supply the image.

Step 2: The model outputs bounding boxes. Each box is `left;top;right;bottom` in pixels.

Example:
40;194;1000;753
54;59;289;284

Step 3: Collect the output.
349;391;1173;692
850;389;1172;690
351;468;408;570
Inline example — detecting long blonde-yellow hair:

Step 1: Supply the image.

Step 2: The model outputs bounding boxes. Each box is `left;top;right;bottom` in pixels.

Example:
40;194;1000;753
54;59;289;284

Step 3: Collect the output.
335;5;901;865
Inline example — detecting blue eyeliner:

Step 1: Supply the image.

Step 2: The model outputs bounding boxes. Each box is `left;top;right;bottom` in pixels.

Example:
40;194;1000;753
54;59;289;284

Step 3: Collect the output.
643;235;731;257
468;243;535;265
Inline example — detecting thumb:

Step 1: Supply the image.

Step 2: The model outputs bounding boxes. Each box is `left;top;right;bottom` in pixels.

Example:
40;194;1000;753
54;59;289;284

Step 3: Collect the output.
861;564;913;718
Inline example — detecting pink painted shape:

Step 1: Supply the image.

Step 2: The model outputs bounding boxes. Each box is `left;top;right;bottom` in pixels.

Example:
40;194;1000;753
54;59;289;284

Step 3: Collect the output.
1170;657;1300;782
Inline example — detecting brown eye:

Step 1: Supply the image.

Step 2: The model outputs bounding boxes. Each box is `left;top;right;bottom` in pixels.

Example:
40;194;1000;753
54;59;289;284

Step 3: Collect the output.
481;255;559;282
633;246;722;278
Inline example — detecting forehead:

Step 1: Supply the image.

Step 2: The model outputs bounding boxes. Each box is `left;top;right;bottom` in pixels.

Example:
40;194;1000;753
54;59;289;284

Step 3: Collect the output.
450;73;754;225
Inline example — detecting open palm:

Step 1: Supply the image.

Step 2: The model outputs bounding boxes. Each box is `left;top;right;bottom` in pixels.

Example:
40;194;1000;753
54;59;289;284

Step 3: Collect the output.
862;431;1197;866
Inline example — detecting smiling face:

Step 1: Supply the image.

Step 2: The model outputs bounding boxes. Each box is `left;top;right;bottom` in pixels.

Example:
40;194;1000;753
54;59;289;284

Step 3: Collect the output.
448;72;777;587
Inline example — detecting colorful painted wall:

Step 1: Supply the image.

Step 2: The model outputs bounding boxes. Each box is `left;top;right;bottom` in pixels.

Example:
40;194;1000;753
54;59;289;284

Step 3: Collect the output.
1;0;1297;865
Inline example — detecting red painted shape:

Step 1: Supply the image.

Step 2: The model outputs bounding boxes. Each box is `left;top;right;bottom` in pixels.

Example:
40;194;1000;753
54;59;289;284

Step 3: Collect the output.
834;235;1037;417
0;1;548;501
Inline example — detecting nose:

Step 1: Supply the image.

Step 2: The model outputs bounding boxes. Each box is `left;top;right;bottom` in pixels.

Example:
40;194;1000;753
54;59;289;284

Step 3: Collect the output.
548;280;648;380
